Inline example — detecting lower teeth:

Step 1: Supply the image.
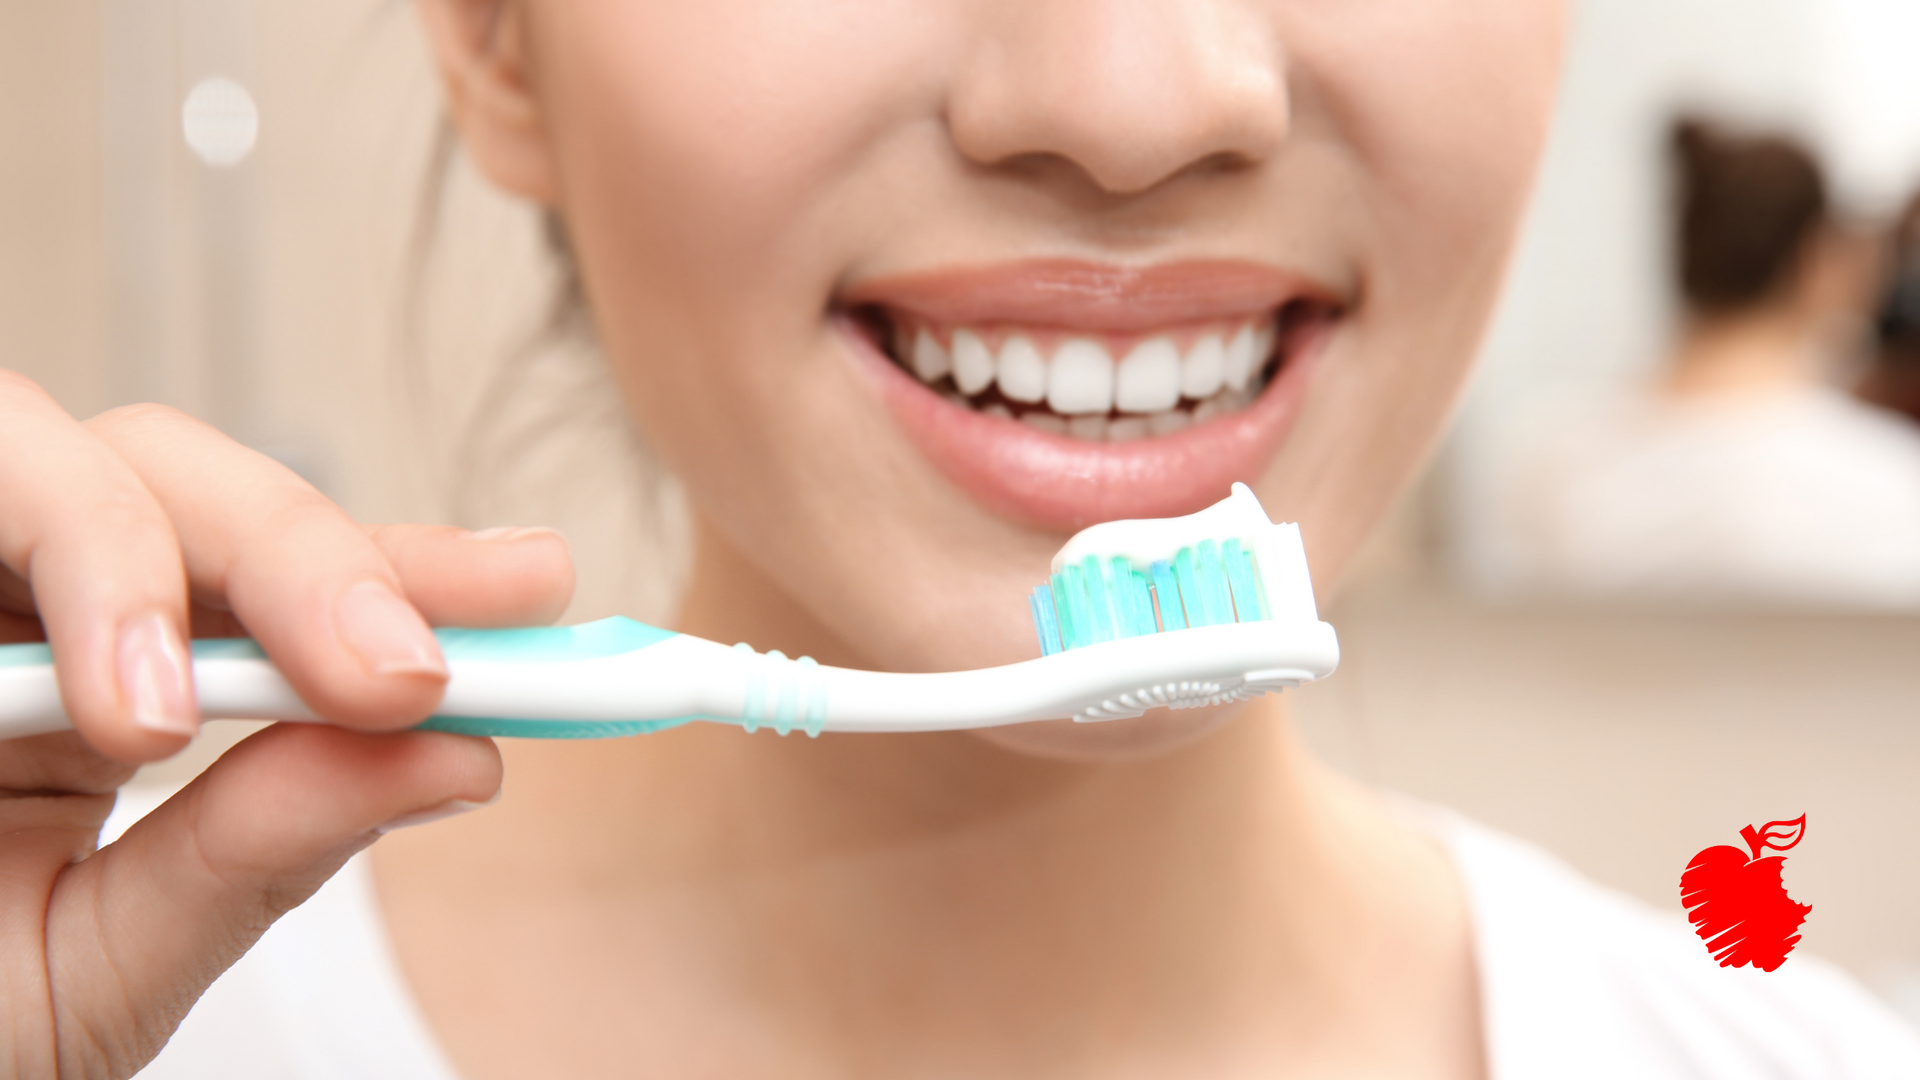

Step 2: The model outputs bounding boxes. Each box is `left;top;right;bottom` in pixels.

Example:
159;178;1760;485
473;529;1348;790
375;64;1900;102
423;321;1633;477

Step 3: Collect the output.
942;384;1260;442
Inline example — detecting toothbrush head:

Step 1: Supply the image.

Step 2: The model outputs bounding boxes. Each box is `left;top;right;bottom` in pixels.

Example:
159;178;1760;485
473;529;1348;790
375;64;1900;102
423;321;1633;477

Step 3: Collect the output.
1028;482;1314;656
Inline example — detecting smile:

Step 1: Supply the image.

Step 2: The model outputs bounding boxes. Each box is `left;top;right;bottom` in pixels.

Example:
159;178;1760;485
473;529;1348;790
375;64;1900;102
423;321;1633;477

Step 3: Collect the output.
840;259;1345;531
881;317;1275;442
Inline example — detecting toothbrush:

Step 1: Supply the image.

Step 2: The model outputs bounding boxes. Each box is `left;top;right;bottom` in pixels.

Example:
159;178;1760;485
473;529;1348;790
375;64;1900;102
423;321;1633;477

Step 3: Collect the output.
0;484;1337;740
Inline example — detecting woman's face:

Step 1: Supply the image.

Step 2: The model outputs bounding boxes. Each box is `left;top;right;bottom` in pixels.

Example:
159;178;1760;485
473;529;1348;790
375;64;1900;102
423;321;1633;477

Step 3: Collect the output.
437;0;1562;751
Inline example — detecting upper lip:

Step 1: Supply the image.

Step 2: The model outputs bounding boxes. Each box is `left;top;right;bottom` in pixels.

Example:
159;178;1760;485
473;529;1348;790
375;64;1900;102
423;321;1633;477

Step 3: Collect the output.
840;257;1345;333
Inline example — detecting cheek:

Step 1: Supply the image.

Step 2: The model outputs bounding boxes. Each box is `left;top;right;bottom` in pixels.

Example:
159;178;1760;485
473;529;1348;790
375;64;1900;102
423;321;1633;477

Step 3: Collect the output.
1258;0;1563;584
534;0;950;304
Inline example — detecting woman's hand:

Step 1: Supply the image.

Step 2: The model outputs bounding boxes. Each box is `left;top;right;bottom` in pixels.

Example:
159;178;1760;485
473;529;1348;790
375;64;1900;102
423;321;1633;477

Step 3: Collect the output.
0;370;574;1079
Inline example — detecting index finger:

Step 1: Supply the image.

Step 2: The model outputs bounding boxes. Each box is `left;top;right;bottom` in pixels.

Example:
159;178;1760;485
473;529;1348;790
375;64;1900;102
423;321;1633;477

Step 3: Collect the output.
0;372;198;762
87;405;448;732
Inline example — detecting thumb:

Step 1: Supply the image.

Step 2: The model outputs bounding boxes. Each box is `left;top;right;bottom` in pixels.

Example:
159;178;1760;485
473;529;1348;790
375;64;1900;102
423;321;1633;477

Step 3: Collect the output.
44;723;501;1077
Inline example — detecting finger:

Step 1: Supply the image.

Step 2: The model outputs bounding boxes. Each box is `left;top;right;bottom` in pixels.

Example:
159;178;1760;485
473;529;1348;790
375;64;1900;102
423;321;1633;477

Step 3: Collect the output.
186;603;247;639
43;722;502;1077
87;406;447;732
368;523;574;627
0;373;197;763
0;731;137;798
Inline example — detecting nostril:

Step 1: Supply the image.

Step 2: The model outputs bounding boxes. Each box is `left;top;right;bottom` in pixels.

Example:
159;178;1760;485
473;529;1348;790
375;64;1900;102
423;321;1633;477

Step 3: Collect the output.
945;8;1289;198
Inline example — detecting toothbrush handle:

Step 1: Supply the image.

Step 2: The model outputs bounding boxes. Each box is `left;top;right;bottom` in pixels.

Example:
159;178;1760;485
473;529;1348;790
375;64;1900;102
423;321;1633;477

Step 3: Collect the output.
0;618;687;742
0;646;317;740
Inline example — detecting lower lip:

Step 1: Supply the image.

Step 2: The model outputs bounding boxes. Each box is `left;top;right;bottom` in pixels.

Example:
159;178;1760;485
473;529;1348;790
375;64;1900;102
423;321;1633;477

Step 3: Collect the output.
839;314;1332;532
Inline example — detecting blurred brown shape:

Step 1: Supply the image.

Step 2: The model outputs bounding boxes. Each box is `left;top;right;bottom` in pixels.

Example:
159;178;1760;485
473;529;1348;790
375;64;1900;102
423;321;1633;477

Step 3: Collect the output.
1860;195;1920;424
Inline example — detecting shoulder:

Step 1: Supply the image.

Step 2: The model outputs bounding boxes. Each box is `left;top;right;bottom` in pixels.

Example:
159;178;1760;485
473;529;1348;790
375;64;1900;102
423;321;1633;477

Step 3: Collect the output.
1781;390;1920;479
1427;810;1920;1080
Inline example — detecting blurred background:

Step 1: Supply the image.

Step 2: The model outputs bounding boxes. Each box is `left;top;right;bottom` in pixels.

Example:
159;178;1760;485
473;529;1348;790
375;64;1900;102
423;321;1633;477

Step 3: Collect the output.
4;0;1919;1025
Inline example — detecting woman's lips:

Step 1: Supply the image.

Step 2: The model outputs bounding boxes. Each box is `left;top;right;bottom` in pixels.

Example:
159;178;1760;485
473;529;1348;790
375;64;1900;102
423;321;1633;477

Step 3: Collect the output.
841;258;1339;333
837;259;1341;533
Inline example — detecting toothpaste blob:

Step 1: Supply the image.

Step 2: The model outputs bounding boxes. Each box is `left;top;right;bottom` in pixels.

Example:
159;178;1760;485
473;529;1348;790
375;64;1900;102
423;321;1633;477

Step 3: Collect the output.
1028;483;1315;655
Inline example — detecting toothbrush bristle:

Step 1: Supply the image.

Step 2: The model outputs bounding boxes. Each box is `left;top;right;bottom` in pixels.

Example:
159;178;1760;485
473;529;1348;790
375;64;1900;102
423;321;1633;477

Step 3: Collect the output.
1031;539;1270;655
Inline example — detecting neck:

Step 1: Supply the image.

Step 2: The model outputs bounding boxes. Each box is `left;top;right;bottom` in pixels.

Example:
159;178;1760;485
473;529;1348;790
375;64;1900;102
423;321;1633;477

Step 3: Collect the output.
1664;307;1823;399
376;521;1480;1074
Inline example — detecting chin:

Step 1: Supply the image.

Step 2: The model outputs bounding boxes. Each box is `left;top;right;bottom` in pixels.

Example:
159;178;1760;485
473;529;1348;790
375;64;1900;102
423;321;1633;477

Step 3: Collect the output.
969;698;1260;763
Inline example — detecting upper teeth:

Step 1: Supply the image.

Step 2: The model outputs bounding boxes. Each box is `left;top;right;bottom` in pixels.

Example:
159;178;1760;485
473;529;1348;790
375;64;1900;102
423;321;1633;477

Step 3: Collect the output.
902;323;1273;416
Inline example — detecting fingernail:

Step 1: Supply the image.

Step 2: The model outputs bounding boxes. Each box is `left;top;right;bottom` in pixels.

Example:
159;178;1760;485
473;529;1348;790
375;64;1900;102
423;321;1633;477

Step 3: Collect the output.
118;614;198;736
374;790;500;834
465;526;562;543
335;581;447;678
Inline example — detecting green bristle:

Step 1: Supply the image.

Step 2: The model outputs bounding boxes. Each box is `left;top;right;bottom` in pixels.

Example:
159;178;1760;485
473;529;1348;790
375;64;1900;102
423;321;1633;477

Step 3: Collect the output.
1101;556;1128;638
1250;549;1273;619
1031;585;1062;655
1193;541;1216;624
1150;560;1184;630
1080;555;1115;643
1223;540;1266;621
1075;557;1105;641
1196;540;1230;626
1173;547;1203;626
1028;534;1272;651
1130;567;1156;635
1102;563;1130;638
1247;547;1267;619
1054;566;1082;650
1215;547;1241;621
1193;543;1223;626
1107;556;1138;637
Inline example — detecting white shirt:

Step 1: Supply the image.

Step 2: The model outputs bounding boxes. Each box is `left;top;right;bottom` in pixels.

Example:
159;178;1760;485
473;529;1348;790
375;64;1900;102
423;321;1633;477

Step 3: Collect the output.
1506;387;1920;608
133;807;1920;1079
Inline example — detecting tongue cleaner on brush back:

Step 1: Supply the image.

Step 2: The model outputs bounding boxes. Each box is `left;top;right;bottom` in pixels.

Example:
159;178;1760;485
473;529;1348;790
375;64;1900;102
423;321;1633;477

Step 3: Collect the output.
0;484;1338;740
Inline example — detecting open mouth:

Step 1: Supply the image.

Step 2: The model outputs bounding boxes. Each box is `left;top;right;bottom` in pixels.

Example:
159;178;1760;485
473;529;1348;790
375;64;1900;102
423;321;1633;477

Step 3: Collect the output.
851;306;1326;442
837;259;1346;529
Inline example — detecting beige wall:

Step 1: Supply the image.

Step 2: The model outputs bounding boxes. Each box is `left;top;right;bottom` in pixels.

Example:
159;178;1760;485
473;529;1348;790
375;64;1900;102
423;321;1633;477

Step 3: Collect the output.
2;1;108;414
1;0;551;524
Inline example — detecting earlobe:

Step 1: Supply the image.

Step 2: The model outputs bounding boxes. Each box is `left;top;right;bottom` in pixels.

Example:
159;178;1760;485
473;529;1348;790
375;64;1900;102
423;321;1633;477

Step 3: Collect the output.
414;0;559;206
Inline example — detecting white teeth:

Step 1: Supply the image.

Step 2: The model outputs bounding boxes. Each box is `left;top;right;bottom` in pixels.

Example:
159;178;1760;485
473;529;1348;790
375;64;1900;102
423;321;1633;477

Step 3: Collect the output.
1114;337;1181;414
1066;414;1109;440
903;318;1277;442
997;334;1048;403
1182;334;1225;400
911;329;951;383
1224;324;1273;393
952;329;996;395
1223;325;1257;391
1048;338;1115;415
1148;409;1191;436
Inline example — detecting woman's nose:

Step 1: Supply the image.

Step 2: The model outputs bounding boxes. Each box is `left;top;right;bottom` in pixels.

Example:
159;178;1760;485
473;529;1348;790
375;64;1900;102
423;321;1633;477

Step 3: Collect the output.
948;1;1289;196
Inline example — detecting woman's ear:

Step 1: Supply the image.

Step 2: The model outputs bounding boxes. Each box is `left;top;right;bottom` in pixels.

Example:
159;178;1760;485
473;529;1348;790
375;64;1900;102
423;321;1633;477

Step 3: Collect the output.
415;0;558;205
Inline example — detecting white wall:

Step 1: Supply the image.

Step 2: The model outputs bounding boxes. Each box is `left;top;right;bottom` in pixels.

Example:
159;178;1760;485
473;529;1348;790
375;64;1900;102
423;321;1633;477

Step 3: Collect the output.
1448;0;1920;589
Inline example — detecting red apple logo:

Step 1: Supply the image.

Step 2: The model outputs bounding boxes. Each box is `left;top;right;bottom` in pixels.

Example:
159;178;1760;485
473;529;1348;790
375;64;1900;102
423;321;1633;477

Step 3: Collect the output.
1679;815;1811;972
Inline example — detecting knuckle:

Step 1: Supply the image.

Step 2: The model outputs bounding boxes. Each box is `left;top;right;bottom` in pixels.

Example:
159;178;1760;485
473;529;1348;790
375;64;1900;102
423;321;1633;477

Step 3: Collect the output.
0;733;138;795
224;493;381;595
252;492;360;552
86;401;196;440
0;366;55;404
